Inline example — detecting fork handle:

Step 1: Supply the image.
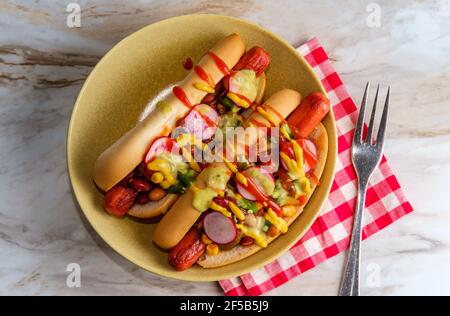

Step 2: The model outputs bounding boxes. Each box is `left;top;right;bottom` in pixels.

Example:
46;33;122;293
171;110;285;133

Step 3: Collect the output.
338;179;368;296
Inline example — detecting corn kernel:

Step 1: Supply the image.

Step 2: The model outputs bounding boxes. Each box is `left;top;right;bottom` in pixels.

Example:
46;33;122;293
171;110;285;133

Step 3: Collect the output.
282;205;297;217
202;234;213;245
160;180;171;189
206;244;219;256
151;172;164;184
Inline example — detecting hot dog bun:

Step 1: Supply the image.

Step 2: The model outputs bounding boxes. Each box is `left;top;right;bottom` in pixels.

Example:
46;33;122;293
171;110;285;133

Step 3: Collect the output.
93;34;246;192
154;163;232;250
127;194;178;219
153;89;302;250
255;72;266;105
197;123;328;268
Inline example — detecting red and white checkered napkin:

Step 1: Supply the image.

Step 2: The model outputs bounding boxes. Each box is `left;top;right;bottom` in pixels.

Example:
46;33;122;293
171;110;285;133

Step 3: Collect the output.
219;37;413;296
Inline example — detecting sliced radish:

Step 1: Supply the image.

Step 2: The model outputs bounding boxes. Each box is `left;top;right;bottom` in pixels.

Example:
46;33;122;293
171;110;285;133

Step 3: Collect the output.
182;104;219;140
280;139;317;173
300;139;317;173
236;166;275;201
203;212;237;245
144;136;180;163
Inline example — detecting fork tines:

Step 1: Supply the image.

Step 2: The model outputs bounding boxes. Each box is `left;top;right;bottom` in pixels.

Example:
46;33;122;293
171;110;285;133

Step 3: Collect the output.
353;82;390;148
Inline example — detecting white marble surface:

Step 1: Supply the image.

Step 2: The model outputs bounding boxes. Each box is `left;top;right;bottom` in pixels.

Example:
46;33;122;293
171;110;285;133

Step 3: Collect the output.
0;0;449;295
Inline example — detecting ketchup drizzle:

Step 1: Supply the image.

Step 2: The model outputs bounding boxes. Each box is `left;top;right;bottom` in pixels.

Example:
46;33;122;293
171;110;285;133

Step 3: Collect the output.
264;103;288;125
236;175;282;216
195;109;217;128
208;52;231;75
194;65;209;83
297;139;318;169
173;86;192;109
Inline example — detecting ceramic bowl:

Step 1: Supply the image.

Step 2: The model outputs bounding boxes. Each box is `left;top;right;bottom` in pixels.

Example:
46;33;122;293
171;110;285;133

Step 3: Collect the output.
67;14;336;281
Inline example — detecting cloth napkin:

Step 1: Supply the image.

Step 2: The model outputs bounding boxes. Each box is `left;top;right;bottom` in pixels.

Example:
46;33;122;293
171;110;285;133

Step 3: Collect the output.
219;37;413;296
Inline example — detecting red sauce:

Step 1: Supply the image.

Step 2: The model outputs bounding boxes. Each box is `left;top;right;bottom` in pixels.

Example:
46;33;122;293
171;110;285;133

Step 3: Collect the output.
307;172;320;186
208;51;231;75
173;86;192;109
194;65;209;82
264;103;288;125
297;139;318;170
230;91;253;106
248;118;268;128
195;109;217;128
243;176;282;216
182;57;193;70
194;65;214;88
297;195;308;206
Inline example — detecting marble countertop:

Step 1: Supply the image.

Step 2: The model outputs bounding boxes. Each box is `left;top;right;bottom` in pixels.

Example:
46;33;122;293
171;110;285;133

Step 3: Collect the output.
1;0;449;295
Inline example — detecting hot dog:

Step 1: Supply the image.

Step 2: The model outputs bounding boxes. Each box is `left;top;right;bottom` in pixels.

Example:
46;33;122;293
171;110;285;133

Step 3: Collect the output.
92;32;331;272
94;34;246;192
198;122;328;268
154;89;330;270
287;92;330;138
95;37;276;219
168;228;206;271
153;89;302;250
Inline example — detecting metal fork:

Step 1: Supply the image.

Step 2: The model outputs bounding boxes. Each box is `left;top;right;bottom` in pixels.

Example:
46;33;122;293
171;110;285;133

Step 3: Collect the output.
338;83;390;296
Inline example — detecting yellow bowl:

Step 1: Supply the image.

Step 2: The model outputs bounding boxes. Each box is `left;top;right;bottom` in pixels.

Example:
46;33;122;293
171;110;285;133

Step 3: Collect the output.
67;14;336;281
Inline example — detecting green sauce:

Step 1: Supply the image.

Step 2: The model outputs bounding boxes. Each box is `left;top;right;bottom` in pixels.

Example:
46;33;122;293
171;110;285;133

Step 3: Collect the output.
192;187;218;212
203;165;230;191
191;165;230;212
230;70;258;102
246;168;275;196
155;100;172;114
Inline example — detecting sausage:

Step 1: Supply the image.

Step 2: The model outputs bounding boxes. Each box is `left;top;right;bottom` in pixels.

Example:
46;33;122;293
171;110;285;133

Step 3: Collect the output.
168;228;206;271
93;34;246;192
234;46;270;76
103;186;138;217
287;92;330;138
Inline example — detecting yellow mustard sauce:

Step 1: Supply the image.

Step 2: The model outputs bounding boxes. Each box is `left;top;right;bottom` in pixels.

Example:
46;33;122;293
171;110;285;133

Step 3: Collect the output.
279;125;312;195
209;201;232;217
176;133;206;172
223;158;248;186
227;92;251;108
237;224;268;248
194;82;215;94
264;208;288;233
228;201;245;221
256;106;279;127
147;153;187;189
